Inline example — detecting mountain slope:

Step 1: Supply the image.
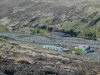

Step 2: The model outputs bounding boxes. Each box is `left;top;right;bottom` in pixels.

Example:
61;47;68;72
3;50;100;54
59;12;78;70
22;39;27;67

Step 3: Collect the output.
0;0;100;40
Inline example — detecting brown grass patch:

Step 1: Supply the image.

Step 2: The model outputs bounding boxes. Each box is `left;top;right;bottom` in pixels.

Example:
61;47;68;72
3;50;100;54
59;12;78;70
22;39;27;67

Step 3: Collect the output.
8;57;30;64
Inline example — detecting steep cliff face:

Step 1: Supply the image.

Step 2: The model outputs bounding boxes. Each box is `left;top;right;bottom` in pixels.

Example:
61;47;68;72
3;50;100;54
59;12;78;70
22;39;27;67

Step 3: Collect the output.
0;0;100;40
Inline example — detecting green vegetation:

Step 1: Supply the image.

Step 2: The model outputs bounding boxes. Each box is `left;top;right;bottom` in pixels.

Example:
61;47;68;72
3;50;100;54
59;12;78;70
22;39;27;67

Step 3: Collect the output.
28;16;100;40
55;15;100;40
58;21;84;31
83;32;96;40
32;28;51;37
20;15;100;40
95;5;100;8
69;48;82;53
40;18;53;27
0;26;9;32
29;18;53;36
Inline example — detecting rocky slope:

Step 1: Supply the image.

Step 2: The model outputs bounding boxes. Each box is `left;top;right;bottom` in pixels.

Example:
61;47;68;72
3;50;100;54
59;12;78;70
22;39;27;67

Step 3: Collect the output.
0;0;100;40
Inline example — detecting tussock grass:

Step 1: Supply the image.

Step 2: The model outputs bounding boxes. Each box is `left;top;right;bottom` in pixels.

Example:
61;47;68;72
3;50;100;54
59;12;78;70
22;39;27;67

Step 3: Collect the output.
8;57;30;64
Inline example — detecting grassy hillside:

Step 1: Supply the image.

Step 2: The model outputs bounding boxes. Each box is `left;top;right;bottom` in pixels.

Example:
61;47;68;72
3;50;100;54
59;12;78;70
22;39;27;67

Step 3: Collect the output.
0;0;100;40
0;42;100;75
